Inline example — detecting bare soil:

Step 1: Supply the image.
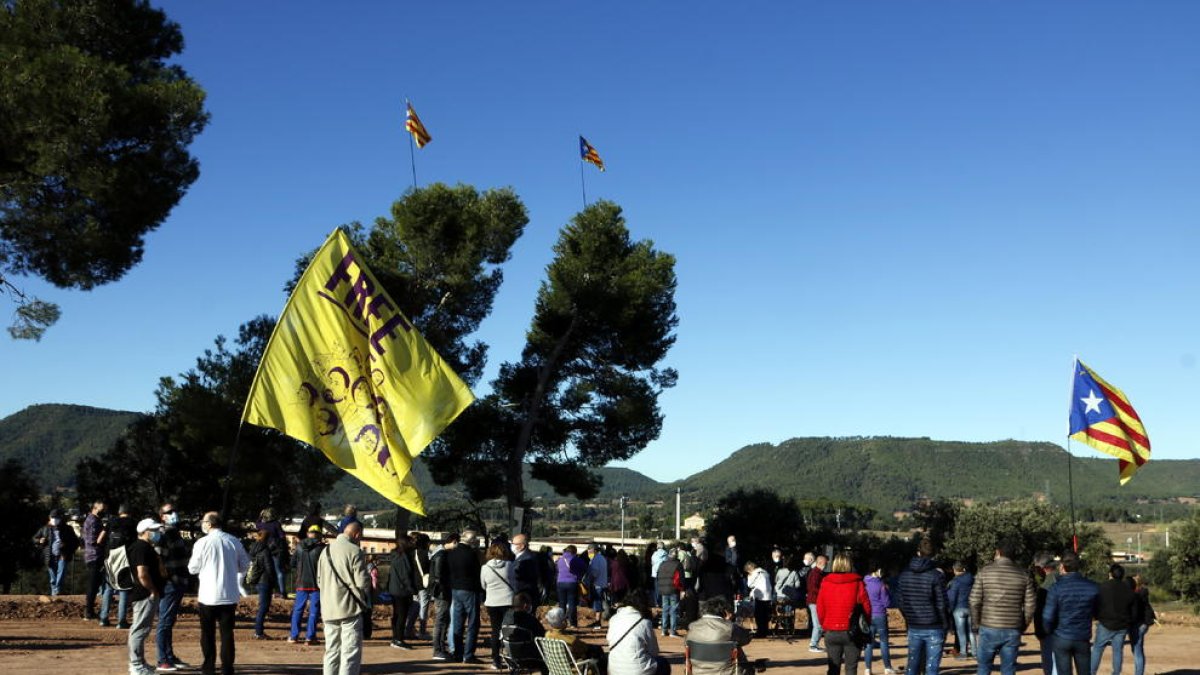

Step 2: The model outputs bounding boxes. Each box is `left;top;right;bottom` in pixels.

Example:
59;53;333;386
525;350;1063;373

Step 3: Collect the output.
1;596;1197;675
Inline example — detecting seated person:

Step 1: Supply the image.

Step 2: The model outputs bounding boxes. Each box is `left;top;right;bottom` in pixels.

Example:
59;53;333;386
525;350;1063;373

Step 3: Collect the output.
545;607;605;675
502;592;547;673
606;593;670;675
687;596;753;675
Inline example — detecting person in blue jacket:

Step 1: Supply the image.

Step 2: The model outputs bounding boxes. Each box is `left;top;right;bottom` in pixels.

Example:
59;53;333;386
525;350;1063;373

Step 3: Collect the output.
1042;551;1099;675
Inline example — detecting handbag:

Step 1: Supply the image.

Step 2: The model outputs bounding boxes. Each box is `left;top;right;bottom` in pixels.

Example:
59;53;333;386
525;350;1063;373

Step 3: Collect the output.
848;602;871;646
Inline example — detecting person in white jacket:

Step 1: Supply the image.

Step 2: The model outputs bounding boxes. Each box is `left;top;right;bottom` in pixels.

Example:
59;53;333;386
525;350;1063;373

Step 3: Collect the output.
187;512;250;675
606;594;670;675
745;561;774;639
480;541;515;670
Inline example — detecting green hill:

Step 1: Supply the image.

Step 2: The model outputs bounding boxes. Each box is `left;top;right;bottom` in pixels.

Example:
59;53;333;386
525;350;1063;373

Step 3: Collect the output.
678;436;1200;514
3;405;1197;519
0;403;143;491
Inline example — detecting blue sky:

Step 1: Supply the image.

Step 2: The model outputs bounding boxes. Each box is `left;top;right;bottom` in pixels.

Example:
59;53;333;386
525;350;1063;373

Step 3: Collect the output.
3;2;1199;486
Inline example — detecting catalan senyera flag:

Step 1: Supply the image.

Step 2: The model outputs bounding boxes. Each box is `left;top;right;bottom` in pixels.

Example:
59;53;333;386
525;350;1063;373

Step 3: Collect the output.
1068;359;1151;485
242;229;474;515
405;102;432;148
580;135;604;171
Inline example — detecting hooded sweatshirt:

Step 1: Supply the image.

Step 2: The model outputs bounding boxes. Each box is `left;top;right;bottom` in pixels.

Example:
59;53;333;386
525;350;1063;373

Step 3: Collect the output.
293;536;326;591
481;558;515;607
864;574;890;618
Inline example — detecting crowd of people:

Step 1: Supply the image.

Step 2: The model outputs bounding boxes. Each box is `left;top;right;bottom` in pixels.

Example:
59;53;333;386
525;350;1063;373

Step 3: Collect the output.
32;504;1160;675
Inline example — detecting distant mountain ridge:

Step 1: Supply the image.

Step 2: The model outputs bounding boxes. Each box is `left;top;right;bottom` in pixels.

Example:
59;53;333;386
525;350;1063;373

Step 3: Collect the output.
2;404;1198;515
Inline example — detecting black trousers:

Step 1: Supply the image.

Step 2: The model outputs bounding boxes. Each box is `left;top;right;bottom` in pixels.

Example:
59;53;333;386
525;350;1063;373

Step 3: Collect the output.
85;560;105;617
825;630;861;675
486;604;509;665
391;596;414;642
198;603;236;675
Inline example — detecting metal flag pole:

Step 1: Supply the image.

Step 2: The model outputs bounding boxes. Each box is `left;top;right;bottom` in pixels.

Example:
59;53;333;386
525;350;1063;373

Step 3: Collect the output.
580;156;588;208
406;99;418;190
219;421;247;522
1066;355;1079;552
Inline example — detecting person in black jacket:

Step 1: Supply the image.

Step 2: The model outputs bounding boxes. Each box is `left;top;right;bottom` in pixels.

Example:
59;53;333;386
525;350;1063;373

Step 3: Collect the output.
290;525;325;644
897;538;949;675
429;533;457;660
247;528;278;639
447;533;484;663
511;534;542;602
33;509;79;596
1092;563;1137;674
387;535;421;650
405;531;433;639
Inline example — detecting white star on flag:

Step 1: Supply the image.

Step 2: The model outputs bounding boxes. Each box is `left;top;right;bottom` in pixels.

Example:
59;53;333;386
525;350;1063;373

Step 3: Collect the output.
1081;389;1104;415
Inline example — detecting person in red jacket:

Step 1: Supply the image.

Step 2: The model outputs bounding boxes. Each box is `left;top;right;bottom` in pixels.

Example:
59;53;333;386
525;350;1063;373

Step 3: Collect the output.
817;553;871;675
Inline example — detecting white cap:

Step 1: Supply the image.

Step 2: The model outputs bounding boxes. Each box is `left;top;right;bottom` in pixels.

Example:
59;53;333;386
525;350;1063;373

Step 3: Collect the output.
136;518;164;534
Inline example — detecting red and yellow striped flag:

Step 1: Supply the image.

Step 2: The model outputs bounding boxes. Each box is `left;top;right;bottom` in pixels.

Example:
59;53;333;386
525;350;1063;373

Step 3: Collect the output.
406;103;431;148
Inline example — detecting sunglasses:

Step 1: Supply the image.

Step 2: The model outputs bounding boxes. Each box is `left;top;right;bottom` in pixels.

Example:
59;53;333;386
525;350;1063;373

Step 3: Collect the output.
161;509;175;515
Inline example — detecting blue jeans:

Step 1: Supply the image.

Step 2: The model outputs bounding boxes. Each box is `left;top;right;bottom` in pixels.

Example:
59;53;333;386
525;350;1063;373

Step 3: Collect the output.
557;582;580;627
977;626;1021;675
1052;636;1091;675
954;607;976;656
1129;624;1147;675
449;589;480;660
254;582;271;635
290;589;321;640
808;602;824;648
157;580;186;664
660;593;679;634
907;628;945;675
864;614;893;671
47;557;67;595
1039;637;1058;675
101;586;130;624
1090;625;1125;675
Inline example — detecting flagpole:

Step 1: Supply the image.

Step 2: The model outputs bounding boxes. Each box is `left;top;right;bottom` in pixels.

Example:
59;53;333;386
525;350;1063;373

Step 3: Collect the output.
219;421;247;522
406;99;418;190
1066;355;1079;552
580;158;588;208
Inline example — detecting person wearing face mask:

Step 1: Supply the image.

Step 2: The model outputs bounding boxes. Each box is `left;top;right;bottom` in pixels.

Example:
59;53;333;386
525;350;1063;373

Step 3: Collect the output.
33;508;79;597
127;518;166;675
188;512;251;675
154;503;193;672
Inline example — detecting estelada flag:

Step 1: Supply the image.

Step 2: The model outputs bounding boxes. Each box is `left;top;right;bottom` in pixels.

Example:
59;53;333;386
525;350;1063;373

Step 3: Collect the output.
580;135;605;171
406;102;432;148
1068;359;1150;485
242;229;474;514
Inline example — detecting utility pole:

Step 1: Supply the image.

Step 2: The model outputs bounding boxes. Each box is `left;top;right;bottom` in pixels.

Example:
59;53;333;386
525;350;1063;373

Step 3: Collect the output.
619;496;628;549
675;488;681;541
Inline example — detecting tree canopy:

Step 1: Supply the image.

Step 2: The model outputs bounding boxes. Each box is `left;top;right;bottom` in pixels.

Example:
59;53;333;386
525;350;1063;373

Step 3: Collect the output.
942;500;1112;578
77;317;342;520
1;0;208;338
425;200;679;514
0;458;43;592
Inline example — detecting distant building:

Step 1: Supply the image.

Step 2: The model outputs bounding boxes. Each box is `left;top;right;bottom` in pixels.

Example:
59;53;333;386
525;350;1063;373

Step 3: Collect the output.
683;513;705;531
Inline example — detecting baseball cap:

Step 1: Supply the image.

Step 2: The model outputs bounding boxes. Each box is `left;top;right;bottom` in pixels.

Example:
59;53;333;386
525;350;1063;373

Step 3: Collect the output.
137;518;164;534
308;525;322;534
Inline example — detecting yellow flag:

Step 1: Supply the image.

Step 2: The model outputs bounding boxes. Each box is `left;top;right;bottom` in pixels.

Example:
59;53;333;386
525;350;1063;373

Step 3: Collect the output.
242;229;474;515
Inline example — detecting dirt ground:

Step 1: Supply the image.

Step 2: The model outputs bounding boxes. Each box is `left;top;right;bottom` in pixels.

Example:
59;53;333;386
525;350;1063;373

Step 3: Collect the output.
1;596;1198;675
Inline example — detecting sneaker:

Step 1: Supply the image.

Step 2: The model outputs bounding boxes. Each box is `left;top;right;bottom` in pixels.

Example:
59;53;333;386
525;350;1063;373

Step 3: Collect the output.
170;660;192;669
287;636;298;643
99;619;111;627
305;638;320;646
668;631;680;638
432;653;449;661
808;646;825;653
883;670;896;675
252;633;267;640
390;640;413;650
490;662;502;671
156;663;179;672
129;664;156;675
462;657;483;665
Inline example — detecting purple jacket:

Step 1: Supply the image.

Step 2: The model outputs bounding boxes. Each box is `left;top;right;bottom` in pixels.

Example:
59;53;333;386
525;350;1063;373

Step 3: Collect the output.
556;551;587;584
865;574;890;618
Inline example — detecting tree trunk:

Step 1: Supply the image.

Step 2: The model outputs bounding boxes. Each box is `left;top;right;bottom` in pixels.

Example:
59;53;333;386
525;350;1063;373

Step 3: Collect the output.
394;506;412;541
508;316;578;518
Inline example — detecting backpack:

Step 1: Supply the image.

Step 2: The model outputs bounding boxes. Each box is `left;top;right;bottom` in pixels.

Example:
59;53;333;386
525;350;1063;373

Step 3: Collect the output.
104;545;135;591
